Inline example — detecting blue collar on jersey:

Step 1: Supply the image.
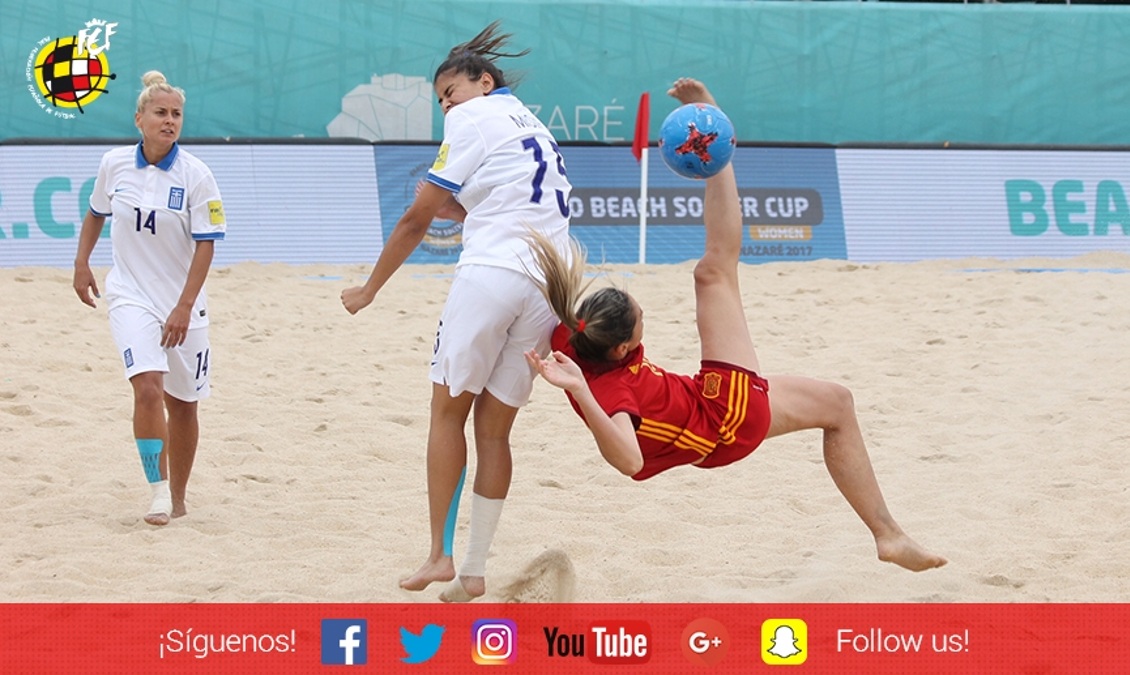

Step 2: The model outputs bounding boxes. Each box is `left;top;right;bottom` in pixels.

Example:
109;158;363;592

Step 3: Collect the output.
490;87;511;96
134;142;180;171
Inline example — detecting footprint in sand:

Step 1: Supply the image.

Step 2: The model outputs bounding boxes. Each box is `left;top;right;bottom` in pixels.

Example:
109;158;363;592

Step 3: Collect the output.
497;549;576;603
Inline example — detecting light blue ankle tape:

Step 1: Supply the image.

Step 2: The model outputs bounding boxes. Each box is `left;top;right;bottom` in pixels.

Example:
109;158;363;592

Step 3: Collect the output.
442;466;467;557
136;438;163;484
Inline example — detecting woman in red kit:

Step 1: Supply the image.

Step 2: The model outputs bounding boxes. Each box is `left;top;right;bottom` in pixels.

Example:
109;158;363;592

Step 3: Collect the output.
524;77;946;573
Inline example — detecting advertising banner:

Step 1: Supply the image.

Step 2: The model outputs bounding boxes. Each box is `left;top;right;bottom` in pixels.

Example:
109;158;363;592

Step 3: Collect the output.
8;143;1130;268
837;149;1130;262
373;145;847;265
0;144;382;267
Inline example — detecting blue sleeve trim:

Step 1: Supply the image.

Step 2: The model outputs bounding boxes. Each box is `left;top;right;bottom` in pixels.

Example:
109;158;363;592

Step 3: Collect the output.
193;232;225;241
89;208;112;218
426;172;461;193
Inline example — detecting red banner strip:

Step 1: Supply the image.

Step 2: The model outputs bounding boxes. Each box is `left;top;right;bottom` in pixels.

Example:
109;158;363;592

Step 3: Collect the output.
2;603;1126;673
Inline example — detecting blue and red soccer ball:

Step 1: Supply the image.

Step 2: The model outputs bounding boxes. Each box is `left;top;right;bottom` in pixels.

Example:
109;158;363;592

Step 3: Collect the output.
658;103;736;179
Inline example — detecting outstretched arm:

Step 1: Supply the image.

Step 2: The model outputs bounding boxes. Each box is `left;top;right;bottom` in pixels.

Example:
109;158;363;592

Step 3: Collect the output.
525;349;644;476
341;181;453;314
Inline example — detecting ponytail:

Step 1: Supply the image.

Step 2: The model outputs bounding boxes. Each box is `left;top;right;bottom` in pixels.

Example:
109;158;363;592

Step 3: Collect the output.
524;231;637;363
434;20;528;91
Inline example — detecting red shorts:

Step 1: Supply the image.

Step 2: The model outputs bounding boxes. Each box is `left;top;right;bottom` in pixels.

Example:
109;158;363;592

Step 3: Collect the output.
692;360;772;469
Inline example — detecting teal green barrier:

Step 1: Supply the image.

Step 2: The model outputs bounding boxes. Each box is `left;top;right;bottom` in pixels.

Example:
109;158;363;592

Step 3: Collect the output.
2;1;1128;145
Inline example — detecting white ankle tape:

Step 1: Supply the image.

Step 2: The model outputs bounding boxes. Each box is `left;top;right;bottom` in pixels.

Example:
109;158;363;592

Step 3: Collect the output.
150;480;170;498
148;480;172;516
458;494;505;578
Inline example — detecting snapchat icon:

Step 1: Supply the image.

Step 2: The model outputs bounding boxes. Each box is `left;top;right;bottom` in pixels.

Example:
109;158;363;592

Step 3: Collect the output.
762;619;807;665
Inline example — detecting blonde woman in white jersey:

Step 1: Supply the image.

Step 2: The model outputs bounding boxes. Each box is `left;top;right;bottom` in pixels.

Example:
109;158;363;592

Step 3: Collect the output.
342;21;571;601
74;71;226;527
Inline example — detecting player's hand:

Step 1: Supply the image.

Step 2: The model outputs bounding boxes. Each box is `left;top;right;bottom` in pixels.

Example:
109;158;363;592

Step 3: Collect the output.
525;349;585;393
341;285;374;315
73;264;100;307
161;305;191;348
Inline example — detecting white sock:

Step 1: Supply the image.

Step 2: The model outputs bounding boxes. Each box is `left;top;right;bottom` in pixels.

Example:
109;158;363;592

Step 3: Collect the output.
458;494;505;578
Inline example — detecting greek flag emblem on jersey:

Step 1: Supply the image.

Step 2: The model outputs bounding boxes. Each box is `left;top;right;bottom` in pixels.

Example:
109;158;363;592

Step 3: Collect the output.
168;187;185;210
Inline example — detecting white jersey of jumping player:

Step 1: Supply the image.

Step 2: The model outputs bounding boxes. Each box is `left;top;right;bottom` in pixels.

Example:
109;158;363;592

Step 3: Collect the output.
426;87;571;275
89;143;226;329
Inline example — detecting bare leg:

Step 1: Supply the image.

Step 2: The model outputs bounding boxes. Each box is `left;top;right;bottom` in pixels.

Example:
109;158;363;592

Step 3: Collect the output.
766;375;947;572
400;385;475;591
440;390;518;602
669;79;944;571
668;78;760;372
165;394;198;519
130;372;171;526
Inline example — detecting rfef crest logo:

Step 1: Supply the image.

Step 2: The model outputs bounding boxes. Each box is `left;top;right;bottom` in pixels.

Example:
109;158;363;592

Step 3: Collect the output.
25;18;119;118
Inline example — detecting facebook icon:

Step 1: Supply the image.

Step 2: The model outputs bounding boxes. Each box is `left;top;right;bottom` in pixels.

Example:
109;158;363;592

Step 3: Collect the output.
321;619;367;665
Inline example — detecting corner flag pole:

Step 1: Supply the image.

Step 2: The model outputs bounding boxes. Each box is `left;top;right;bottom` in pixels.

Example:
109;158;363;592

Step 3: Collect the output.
632;92;650;264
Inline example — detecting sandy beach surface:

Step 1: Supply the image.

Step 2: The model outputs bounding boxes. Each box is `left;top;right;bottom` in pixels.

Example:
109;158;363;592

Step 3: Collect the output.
3;252;1128;603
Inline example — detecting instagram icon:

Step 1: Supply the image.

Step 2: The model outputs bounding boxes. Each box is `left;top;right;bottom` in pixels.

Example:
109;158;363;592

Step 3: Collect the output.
472;619;517;665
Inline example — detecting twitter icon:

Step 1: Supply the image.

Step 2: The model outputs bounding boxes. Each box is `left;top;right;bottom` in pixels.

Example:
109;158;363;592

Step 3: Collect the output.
400;624;445;664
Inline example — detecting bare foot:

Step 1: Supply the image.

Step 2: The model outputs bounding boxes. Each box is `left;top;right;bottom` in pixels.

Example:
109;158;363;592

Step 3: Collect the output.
439;575;485;603
143;512;170;526
877;533;948;572
399;556;455;591
667;77;717;107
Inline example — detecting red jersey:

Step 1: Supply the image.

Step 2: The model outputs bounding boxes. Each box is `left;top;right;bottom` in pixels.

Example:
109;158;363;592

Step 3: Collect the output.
551;323;771;481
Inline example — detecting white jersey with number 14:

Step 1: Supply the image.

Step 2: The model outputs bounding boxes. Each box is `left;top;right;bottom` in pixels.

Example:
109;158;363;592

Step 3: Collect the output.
89;143;225;329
